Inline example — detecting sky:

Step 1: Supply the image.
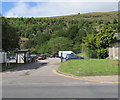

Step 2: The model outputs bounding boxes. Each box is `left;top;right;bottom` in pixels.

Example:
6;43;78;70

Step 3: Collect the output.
1;0;119;18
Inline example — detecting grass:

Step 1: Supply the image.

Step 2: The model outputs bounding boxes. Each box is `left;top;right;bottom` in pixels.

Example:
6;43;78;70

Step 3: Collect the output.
52;11;118;23
0;63;24;71
58;59;119;76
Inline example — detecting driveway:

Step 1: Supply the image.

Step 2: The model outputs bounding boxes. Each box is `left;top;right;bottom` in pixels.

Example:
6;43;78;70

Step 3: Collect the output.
3;58;84;85
2;58;119;98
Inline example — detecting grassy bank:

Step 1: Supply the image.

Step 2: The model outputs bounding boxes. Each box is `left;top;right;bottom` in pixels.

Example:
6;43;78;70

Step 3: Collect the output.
0;63;24;71
59;59;119;76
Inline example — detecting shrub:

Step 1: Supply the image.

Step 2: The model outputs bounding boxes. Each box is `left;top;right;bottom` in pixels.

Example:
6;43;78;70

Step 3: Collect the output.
85;48;97;58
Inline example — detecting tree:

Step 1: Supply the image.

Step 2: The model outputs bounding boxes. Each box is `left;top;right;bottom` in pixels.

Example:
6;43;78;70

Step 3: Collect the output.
52;30;67;38
83;25;116;59
23;39;35;49
96;26;116;58
66;25;79;40
98;20;103;24
104;20;111;25
46;37;73;54
34;33;51;46
2;17;19;52
112;19;118;24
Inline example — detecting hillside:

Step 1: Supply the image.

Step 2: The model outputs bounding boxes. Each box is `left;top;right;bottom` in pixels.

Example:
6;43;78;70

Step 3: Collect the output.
7;11;118;38
5;11;118;55
51;11;118;21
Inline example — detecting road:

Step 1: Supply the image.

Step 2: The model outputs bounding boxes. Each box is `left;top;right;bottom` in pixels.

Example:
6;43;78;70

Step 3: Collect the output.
2;58;119;98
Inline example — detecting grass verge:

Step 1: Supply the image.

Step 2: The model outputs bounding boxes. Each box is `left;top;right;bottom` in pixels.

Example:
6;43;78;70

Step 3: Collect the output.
0;63;24;72
58;59;119;76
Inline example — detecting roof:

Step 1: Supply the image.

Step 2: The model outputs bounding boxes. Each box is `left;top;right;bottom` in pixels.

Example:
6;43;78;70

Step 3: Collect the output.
15;49;29;53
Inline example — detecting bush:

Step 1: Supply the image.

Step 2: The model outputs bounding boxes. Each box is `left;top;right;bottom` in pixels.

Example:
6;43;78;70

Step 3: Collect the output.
98;20;103;24
85;48;97;58
97;48;108;59
103;20;111;25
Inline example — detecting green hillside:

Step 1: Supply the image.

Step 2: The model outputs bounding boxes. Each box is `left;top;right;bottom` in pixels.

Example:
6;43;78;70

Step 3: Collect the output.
4;11;118;57
7;11;118;38
52;11;118;20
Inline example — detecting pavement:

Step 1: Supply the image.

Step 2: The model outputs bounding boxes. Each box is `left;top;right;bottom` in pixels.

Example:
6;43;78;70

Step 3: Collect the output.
55;70;119;83
1;58;119;98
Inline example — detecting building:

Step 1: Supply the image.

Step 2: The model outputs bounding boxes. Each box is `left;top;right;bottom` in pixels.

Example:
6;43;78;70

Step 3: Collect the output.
15;49;30;63
0;49;7;63
109;33;120;60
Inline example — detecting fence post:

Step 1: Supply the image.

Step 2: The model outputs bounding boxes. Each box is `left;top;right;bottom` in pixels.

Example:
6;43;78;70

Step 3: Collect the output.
61;52;63;62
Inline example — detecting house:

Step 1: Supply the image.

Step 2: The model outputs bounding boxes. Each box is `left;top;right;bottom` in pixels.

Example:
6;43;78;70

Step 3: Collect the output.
109;33;120;60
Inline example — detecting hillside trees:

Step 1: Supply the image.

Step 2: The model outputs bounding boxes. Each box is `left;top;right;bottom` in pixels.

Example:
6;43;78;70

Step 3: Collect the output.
24;32;51;53
46;37;73;54
66;25;79;41
22;18;97;54
2;17;19;52
3;11;118;55
112;19;118;24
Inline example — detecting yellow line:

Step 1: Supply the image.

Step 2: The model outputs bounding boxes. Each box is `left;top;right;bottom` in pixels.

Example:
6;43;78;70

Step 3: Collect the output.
52;69;120;84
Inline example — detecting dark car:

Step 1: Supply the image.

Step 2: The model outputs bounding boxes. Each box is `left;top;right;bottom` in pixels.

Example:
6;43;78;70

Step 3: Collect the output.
65;54;84;60
7;56;10;59
30;55;37;62
50;53;59;58
9;56;16;60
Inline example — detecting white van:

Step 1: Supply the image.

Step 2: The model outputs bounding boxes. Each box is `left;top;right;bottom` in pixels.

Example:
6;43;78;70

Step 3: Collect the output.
58;51;76;58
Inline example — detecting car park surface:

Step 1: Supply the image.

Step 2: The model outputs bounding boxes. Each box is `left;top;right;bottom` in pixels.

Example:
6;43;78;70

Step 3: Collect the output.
2;58;118;98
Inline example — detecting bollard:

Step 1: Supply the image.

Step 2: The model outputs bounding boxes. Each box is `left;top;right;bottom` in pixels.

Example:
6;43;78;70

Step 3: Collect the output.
61;53;63;62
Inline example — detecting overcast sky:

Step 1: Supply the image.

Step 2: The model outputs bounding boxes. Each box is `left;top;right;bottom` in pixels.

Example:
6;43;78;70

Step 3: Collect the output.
1;0;119;17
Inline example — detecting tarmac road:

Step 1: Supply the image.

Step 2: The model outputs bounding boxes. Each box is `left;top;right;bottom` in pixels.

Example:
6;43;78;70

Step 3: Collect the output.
1;58;119;98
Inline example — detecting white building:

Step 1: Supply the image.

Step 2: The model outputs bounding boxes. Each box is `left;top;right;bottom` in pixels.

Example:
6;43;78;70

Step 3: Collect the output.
16;49;30;63
109;33;120;60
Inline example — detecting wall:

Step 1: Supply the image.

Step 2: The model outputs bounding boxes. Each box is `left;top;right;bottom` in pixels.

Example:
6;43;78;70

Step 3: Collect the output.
109;42;120;59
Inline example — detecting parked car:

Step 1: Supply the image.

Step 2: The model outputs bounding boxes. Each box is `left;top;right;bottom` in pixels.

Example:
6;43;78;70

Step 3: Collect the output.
7;56;11;60
65;54;84;60
50;53;59;58
37;54;46;60
10;56;16;60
